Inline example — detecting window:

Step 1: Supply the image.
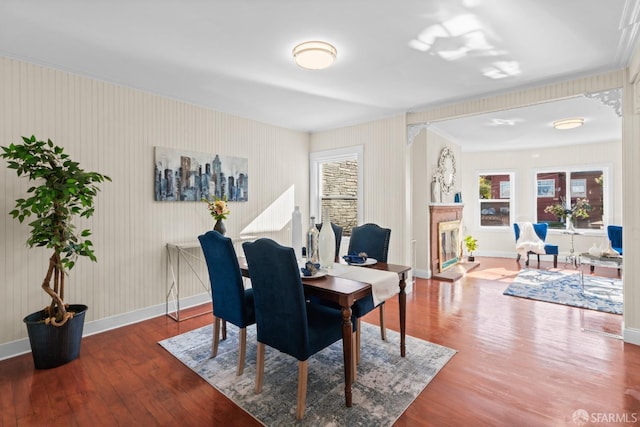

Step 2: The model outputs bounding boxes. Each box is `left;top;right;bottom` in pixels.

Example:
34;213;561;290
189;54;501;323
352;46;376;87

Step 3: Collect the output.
536;168;606;230
310;146;363;236
478;173;513;227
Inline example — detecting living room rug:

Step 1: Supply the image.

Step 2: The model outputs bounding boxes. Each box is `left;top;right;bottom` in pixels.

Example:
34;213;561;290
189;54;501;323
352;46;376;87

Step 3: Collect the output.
159;322;455;426
503;269;622;314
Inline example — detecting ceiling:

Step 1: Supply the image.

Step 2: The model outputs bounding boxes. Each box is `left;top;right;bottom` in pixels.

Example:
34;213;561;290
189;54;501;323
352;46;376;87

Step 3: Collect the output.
0;0;638;149
428;89;623;151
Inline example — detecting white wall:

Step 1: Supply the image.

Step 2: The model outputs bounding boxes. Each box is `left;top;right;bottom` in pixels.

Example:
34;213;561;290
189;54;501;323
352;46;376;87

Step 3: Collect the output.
0;56;310;354
460;141;622;258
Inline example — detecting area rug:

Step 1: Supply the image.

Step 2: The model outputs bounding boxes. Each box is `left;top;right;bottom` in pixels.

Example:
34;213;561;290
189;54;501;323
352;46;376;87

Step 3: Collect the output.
159;322;456;426
503;269;622;314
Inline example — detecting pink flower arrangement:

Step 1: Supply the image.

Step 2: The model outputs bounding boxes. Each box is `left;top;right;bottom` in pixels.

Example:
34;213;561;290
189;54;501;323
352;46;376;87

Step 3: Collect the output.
203;196;230;221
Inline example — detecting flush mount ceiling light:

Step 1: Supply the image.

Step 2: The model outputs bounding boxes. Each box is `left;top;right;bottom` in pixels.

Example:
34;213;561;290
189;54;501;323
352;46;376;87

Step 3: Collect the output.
553;118;584;130
292;41;337;70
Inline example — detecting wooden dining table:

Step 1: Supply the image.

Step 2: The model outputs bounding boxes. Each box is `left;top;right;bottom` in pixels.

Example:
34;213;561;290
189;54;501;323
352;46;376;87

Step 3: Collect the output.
238;257;410;408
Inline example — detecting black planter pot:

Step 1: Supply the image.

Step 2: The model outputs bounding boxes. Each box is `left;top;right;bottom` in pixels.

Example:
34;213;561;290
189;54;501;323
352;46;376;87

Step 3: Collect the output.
468;256;475;262
23;304;88;369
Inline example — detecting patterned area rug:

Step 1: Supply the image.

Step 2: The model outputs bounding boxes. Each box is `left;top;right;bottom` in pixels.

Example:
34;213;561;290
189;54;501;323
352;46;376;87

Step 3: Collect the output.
159;322;455;426
503;269;622;314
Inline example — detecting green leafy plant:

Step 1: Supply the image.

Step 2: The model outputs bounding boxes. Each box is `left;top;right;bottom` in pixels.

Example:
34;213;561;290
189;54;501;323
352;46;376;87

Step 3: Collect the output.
464;235;478;256
1;136;111;326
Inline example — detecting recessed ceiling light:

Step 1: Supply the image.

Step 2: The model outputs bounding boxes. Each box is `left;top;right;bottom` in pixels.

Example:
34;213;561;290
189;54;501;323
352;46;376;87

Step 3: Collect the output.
553;118;584;130
292;41;337;70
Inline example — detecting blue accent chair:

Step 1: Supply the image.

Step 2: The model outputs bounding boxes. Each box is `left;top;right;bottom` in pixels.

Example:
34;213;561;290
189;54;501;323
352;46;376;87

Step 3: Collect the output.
608;225;623;255
242;238;353;420
316;222;343;261
606;225;623;274
198;230;256;376
514;223;558;268
348;223;391;362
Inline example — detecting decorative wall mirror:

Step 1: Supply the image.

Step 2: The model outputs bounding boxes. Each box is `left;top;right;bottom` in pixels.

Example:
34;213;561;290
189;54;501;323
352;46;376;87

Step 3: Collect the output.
437;146;456;195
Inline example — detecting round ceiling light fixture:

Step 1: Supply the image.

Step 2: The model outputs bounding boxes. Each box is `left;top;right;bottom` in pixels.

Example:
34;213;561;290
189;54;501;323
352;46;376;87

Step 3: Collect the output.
292;41;337;70
553;118;584;130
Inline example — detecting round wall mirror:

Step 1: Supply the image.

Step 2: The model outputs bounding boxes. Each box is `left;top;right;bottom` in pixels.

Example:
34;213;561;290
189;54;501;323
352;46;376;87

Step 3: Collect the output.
438;147;456;195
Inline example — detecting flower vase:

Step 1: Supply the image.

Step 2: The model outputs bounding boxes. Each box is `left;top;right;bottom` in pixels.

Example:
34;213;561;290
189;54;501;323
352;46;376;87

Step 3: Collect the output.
318;208;336;269
214;219;226;235
565;216;575;232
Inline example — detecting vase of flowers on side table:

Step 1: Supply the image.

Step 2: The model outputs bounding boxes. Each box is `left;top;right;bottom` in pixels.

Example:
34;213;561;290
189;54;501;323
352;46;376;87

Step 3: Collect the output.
204;196;230;235
543;197;591;230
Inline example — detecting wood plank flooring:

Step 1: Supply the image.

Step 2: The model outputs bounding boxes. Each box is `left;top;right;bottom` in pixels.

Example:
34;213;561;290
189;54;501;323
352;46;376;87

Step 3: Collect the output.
2;257;639;426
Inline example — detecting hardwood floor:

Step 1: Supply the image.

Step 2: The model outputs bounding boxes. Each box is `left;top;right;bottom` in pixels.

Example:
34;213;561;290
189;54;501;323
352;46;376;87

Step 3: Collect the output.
2;257;638;426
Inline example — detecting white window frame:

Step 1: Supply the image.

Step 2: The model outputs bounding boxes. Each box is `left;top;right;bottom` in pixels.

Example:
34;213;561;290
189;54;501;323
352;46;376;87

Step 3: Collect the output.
533;164;611;234
477;171;515;229
309;145;363;224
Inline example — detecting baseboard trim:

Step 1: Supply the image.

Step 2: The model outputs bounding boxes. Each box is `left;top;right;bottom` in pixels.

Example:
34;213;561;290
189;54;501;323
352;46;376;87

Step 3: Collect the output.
623;325;640;345
0;293;212;362
413;268;430;279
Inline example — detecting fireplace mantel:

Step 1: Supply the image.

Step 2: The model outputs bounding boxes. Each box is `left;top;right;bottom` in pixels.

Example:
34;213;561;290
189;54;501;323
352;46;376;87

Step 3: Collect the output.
429;204;464;273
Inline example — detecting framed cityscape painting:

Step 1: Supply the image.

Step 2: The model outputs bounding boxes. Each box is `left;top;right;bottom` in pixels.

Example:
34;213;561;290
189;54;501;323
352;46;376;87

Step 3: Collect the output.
154;146;248;202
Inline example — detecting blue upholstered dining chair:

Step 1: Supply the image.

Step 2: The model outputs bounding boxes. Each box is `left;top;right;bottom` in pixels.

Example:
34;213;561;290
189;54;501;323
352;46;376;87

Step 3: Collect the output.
608;225;623;255
316;222;343;261
242;238;351;420
348;223;391;362
198;230;256;376
513;223;558;268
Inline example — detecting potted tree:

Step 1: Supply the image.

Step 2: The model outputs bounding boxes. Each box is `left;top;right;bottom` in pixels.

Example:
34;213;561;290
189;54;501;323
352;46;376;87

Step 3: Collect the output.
1;135;110;369
464;235;478;262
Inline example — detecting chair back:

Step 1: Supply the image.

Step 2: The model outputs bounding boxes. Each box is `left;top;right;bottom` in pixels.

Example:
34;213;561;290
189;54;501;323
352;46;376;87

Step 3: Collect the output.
198;230;252;328
242;238;312;361
514;223;548;242
316;222;343;259
607;225;623;253
348;223;391;262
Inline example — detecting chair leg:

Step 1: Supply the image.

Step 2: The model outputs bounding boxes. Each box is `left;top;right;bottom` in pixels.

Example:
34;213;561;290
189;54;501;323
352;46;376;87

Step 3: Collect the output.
212;316;221;357
516;253;521;262
255;342;265;393
236;327;247;376
525;254;530;267
536;254;540;265
379;305;386;341
296;360;308;420
222;319;227;340
553;255;558;268
356;318;361;364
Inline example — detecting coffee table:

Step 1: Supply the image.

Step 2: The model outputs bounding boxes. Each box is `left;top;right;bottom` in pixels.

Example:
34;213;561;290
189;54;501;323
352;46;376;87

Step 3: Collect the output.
577;252;623;292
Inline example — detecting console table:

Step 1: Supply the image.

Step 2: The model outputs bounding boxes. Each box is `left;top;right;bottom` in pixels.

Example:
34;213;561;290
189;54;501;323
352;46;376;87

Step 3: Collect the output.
166;236;255;321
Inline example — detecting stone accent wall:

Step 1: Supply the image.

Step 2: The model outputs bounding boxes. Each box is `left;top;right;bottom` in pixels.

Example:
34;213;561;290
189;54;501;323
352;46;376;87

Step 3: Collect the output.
321;160;358;236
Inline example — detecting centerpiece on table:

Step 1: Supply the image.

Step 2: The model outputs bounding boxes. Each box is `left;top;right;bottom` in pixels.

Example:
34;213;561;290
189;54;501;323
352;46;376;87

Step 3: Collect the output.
204;195;230;235
544;197;591;231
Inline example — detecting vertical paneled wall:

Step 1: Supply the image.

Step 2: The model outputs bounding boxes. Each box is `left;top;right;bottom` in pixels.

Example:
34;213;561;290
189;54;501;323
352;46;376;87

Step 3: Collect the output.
0;56;309;345
310;116;408;265
623;71;640;337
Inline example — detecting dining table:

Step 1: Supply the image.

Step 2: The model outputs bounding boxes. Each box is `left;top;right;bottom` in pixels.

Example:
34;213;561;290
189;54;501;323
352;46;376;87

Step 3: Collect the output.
238;256;411;408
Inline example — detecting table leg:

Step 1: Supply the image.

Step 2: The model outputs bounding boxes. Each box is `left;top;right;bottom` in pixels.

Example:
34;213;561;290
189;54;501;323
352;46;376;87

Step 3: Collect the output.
341;305;353;407
399;274;407;358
